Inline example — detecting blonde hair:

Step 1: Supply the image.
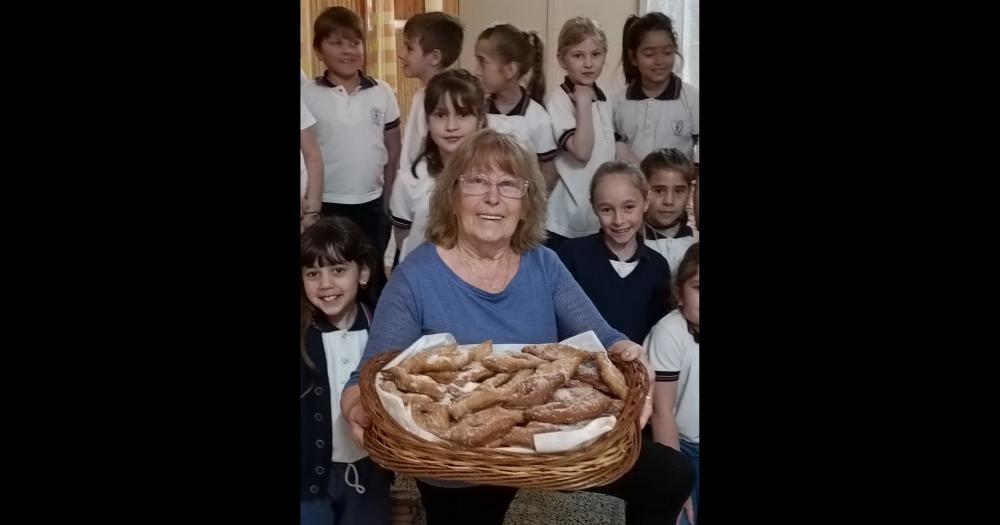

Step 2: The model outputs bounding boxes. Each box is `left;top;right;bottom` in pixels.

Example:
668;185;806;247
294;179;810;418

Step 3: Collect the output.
424;129;548;252
590;161;648;204
557;17;608;57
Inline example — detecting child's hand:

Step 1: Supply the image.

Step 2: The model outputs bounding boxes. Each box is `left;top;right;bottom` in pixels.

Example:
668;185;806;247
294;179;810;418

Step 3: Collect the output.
676;497;694;525
569;84;595;104
301;213;320;232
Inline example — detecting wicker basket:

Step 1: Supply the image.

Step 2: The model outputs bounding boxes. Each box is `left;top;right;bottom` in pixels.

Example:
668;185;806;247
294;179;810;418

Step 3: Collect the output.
359;350;648;490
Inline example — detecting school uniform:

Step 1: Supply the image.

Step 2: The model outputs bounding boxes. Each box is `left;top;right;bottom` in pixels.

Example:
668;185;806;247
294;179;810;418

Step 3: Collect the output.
301;71;400;257
301;96;317;202
301;303;391;525
399;88;427;170
485;86;558;163
545;78;620;244
557;232;670;344
643;222;698;279
613;73;699;161
645;308;700;525
388;158;435;263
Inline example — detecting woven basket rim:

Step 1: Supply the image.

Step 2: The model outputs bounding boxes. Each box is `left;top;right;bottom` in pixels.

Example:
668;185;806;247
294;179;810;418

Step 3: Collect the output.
359;347;647;490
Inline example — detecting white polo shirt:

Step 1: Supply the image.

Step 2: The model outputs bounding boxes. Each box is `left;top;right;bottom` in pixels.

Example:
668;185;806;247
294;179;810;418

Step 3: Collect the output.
613;74;699;161
643;223;698;279
301;72;401;205
645;309;699;444
388;158;436;262
486;87;558;163
545;78;618;238
400;88;427;170
300;96;316;202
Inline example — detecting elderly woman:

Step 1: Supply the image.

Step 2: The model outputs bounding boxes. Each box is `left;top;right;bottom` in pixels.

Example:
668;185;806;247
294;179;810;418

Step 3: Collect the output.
340;129;694;525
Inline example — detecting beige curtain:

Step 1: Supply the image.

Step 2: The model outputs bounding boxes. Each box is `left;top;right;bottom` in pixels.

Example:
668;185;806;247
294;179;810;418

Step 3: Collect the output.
365;0;397;86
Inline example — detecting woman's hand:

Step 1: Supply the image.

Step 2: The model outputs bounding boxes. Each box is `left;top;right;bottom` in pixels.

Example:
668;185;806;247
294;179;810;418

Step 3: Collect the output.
340;385;371;448
346;404;371;448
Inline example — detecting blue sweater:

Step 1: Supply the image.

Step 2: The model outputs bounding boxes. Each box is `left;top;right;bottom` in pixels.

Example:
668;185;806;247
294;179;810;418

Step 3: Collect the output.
347;242;628;388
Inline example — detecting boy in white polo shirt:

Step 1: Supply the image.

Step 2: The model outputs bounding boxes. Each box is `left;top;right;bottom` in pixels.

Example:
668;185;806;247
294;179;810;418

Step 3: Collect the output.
301;6;401;275
397;12;464;171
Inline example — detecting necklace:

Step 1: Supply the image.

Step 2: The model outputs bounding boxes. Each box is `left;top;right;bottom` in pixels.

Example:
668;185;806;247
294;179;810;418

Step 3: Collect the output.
459;244;510;292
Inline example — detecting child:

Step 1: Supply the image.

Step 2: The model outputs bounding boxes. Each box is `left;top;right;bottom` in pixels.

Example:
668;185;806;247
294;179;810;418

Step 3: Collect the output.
301;6;401;278
545;17;632;251
398;12;465;169
645;242;699;525
615;13;700;161
300;217;392;525
474;23;559;191
641;148;698;277
389;68;486;262
301;96;323;232
557;160;670;344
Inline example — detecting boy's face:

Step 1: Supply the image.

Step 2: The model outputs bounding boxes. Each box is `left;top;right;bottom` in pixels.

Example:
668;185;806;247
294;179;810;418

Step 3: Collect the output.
317;28;364;79
399;37;436;80
645;168;691;229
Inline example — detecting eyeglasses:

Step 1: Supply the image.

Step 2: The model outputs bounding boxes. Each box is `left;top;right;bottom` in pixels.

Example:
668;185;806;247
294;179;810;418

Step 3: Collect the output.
458;176;529;198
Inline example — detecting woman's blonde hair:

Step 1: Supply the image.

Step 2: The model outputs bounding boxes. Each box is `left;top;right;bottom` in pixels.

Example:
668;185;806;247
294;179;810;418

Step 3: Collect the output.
424;129;548;253
557;17;608;57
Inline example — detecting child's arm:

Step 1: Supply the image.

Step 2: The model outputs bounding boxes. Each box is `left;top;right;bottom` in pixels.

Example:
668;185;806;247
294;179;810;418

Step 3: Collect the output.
383;127;401;212
393;226;410;248
388;168;412;248
645;320;685;450
301;126;324;221
381;83;402;213
540;160;559;193
532;110;560;193
651;380;681;451
615;141;640;165
563;85;595;163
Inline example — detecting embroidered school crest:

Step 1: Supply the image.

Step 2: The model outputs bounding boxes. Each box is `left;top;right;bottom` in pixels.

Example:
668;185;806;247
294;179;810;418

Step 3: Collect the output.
672;119;684;136
371;108;383;125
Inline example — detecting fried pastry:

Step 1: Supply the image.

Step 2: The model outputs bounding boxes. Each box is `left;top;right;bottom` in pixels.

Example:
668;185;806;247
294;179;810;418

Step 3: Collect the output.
522;343;591;362
481;352;546;373
536;355;584;383
593;352;628;400
443;406;525;447
410;400;452;438
383;366;446;401
502;372;565;409
400;343;472;374
572;361;612;394
526;386;612;425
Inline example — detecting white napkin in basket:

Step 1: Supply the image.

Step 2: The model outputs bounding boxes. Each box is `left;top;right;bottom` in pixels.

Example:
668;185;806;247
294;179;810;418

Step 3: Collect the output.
375;331;620;453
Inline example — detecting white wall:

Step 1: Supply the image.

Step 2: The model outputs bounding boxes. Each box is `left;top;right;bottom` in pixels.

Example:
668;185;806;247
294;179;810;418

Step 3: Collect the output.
458;0;638;99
